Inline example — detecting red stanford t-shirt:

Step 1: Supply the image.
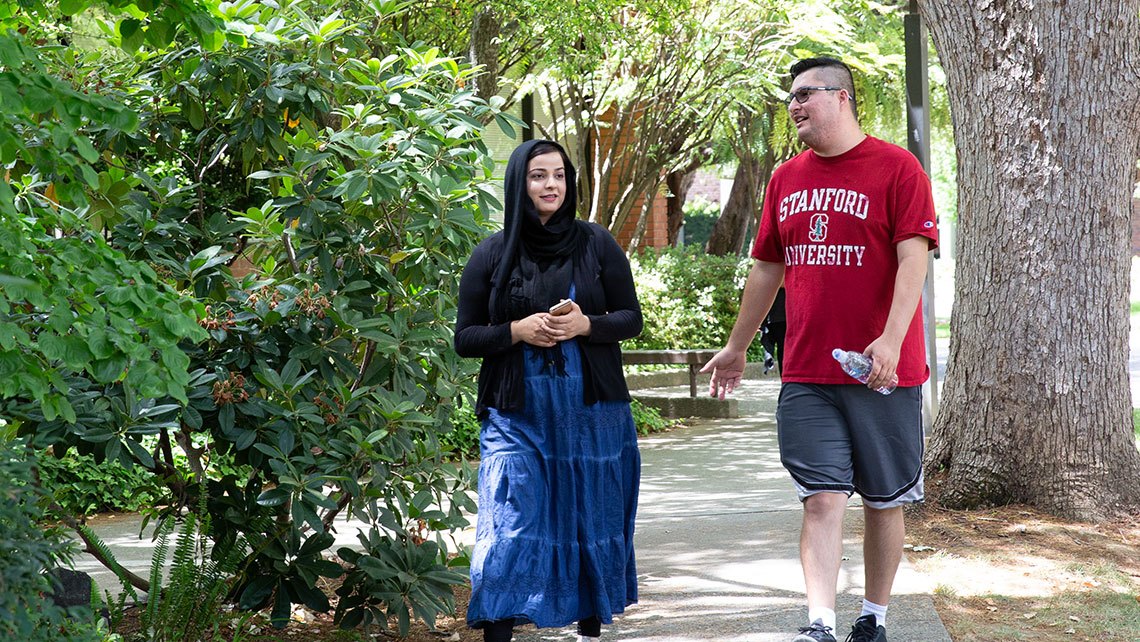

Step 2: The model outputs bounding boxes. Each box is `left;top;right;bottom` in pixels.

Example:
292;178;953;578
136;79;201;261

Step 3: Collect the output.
752;136;938;386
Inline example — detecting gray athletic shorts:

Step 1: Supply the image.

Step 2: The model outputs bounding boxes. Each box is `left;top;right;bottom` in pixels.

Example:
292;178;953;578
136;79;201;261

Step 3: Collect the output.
776;383;924;509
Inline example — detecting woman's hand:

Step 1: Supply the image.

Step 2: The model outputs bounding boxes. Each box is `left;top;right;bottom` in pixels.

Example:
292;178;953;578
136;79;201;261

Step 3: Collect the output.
511;313;559;347
544;301;591;341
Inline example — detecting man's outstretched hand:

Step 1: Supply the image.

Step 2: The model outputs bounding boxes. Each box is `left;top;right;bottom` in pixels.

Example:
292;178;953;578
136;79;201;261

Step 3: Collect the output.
700;348;747;399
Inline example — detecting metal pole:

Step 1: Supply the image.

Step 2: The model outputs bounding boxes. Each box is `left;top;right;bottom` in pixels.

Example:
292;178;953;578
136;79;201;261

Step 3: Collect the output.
905;1;939;431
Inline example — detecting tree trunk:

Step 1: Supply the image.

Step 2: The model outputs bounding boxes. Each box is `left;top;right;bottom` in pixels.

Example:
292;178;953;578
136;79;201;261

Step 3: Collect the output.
706;147;774;257
664;169;694;246
468;8;500;103
922;1;1140;519
664;148;712;247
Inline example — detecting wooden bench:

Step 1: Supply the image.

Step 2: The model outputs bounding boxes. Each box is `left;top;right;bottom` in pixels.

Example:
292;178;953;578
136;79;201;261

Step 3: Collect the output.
622;349;720;397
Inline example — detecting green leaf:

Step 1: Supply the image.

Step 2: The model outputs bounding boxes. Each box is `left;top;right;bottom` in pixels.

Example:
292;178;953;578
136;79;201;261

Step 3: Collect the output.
0;321;28;350
86;329;114;359
290;578;330;612
248;170;290;180
265;85;284;104
219;403;235;433
239;576;276;610
59;0;88;14
80;163;99;189
145;19;175;49
291;498;322;533
337;606;364;630
256;487;290;507
183;404;202;430
23;85;56;114
37;333;67;362
297;531;334;557
162;312;202;339
185;99;205;130
91;356;127;384
74;136;99;163
187;246;231;279
59;335;93;369
119;18;144;52
125;439;155;468
235;429;257;450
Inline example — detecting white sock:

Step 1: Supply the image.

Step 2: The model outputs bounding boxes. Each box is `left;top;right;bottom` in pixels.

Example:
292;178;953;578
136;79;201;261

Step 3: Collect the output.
577;637;599;642
860;598;888;629
807;606;836;631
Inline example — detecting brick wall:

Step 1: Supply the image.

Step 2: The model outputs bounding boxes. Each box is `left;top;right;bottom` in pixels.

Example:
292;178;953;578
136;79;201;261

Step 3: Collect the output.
592;105;669;250
612;190;668;249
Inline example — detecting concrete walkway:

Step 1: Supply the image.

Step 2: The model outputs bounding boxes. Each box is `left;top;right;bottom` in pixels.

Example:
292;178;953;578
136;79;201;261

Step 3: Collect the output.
76;372;951;641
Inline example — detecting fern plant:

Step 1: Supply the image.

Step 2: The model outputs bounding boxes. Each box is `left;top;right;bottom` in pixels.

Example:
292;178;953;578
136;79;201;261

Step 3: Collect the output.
141;494;243;642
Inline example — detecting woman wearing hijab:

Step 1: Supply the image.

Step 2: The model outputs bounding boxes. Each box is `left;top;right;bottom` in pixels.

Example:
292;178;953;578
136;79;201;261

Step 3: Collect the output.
454;139;642;642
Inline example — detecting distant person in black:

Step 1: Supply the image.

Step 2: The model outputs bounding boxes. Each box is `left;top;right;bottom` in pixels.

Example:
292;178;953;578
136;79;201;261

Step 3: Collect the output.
759;287;786;374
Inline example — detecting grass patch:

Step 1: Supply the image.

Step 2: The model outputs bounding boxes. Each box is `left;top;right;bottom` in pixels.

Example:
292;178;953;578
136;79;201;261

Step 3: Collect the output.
937;591;1140;642
1131;300;1140;315
910;496;1140;642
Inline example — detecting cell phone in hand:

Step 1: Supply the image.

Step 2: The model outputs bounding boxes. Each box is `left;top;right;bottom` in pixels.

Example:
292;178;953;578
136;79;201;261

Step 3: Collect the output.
548;299;573;316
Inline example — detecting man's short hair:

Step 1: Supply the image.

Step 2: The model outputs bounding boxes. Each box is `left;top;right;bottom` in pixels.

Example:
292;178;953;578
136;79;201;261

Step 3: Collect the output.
789;57;858;117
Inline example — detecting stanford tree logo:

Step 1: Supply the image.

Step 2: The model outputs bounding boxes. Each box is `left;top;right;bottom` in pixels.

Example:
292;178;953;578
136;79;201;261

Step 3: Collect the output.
808;213;829;243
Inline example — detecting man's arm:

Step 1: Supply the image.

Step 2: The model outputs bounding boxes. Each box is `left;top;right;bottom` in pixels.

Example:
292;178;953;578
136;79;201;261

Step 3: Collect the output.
700;259;785;398
863;235;930;389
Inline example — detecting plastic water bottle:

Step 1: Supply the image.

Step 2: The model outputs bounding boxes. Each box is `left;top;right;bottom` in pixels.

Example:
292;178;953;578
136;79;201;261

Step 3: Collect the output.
831;348;897;395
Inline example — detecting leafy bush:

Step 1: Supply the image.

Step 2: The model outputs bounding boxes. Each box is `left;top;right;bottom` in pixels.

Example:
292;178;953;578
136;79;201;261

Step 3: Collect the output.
629;246;766;362
0;441;99;642
36;451;167;517
441;397;481;461
630;398;679;436
6;2;509;635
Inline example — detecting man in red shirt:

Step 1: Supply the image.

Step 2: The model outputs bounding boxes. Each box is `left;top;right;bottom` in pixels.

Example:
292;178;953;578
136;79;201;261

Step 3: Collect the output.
702;57;938;642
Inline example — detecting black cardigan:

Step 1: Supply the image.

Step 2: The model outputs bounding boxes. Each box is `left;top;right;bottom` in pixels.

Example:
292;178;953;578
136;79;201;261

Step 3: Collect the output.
454;222;642;417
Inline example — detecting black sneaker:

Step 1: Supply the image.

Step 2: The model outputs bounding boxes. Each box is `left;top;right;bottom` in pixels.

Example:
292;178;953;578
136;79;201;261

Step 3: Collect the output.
845;614;887;642
793;620;837;642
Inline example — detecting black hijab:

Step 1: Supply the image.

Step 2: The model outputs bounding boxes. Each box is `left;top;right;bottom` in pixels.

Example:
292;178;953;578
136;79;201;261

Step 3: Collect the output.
489;139;588;323
483;140;590;407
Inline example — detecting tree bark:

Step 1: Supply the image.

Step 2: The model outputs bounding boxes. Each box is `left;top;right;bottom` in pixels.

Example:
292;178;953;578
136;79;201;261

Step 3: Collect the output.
922;0;1140;519
664;146;712;246
468;7;500;103
706;145;774;257
665;168;697;247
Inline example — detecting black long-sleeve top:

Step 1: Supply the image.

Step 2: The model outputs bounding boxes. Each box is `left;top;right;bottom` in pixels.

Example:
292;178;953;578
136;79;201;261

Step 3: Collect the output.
455;222;642;417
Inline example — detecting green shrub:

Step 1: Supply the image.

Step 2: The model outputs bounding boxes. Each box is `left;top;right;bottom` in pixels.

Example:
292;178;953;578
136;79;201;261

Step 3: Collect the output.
36;451;166;517
629;247;766;362
7;6;508;635
441;398;481;461
0;441;99;642
630;399;679;436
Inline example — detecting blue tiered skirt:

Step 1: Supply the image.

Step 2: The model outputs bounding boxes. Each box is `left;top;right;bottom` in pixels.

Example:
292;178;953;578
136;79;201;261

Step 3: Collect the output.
467;337;640;629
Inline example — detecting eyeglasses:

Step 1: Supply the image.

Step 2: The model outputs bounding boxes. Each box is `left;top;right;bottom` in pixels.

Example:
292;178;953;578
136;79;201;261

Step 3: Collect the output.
784;86;842;106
